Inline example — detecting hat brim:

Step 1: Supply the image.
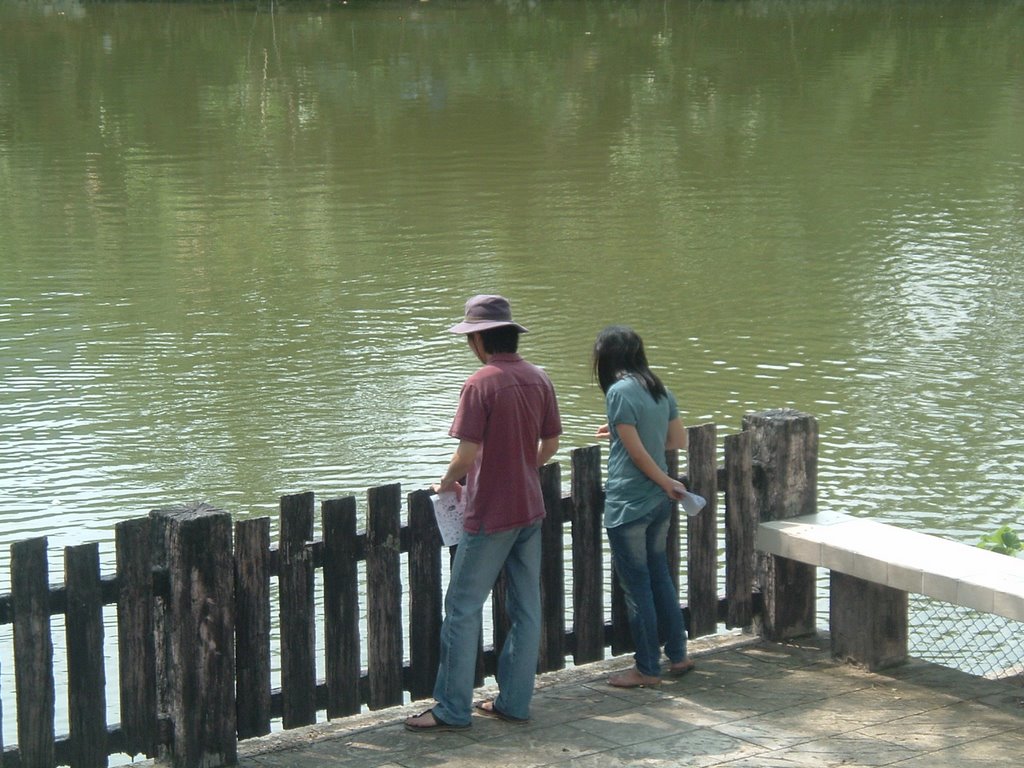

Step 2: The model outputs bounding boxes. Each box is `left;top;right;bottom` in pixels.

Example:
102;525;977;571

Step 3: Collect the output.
448;320;530;334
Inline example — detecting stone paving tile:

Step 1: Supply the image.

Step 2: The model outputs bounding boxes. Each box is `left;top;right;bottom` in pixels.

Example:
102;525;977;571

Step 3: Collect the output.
890;727;1024;767
858;700;1021;753
576;724;772;767
396;721;621;768
724;732;919;767
234;633;1023;768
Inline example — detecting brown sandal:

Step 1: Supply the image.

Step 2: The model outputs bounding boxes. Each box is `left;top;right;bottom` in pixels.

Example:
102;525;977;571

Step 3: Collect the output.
474;699;529;723
404;708;471;732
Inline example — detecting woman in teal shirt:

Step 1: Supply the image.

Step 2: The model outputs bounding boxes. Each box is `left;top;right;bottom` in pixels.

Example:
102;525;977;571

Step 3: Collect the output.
593;325;695;687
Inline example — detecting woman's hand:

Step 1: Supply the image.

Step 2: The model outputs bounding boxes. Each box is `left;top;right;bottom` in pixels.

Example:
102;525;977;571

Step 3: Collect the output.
664;479;687;501
596;424;611;440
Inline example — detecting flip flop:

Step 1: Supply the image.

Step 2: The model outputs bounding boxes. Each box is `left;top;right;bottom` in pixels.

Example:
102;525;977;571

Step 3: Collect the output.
404;708;471;733
667;659;695;677
474;699;530;724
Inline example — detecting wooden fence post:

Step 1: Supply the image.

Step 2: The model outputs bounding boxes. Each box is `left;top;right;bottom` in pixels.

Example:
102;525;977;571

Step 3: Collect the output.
571;446;604;665
724;430;756;628
366;483;404;710
279;492;317;728
65;542;107;768
156;503;237;768
743;408;819;640
234;516;272;738
406;490;441;702
538;461;566;672
687;423;718;638
12;536;55;767
116;516;158;757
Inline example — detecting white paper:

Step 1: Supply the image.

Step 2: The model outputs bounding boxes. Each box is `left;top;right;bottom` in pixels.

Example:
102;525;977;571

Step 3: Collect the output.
680;491;707;517
431;491;465;546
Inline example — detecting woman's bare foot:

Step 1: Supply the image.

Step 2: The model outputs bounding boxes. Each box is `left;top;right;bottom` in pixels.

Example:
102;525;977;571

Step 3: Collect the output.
608;667;661;688
667;658;695;676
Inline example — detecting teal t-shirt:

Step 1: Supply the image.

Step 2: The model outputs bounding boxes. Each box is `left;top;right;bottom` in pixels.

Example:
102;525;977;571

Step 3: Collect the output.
603;376;678;529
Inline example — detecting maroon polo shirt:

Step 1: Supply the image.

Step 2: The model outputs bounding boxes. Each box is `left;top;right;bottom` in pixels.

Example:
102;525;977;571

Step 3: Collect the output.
449;353;562;534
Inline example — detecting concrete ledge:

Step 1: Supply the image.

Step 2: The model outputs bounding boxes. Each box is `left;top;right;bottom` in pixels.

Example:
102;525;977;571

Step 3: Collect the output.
756;512;1024;621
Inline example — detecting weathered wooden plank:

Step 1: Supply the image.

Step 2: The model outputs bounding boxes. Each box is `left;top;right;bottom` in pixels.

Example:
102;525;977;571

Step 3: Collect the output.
115;516;158;757
571;445;604;664
687;423;718;638
12;537;55;768
235;517;272;738
366;484;404;710
724;430;755;628
159;504;237;768
491;567;510;667
665;449;681;590
65;542;107;768
278;492;317;728
538;461;565;672
609;562;631;656
323;496;362;716
744;409;819;640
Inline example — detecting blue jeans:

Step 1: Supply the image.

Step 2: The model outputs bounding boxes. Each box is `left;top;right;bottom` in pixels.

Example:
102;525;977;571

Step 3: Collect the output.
432;523;542;725
606;501;687;677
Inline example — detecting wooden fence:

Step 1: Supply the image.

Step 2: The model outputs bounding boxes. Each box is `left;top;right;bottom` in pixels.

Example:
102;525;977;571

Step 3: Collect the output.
0;409;818;768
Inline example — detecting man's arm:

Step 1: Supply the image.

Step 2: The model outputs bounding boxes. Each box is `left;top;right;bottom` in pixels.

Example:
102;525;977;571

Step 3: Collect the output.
537;435;559;468
437;439;480;495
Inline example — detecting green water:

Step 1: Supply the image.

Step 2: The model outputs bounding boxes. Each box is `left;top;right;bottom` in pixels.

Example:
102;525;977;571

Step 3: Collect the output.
3;0;1023;551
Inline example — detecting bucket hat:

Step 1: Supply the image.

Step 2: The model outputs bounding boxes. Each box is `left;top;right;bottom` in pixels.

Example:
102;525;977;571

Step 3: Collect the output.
448;294;529;334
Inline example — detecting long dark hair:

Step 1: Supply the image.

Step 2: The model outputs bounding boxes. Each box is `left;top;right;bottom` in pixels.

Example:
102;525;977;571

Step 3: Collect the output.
592;325;667;399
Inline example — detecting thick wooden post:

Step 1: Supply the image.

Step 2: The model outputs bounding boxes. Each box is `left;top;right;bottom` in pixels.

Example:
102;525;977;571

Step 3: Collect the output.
831;572;908;670
65;542;107;768
279;492;317;728
538;461;566;672
157;504;237;768
116;516;158;757
724;430;755;628
234;517;272;738
571;445;605;664
366;483;404;709
406;490;441;702
744;409;819;640
687;423;718;638
12;537;55;768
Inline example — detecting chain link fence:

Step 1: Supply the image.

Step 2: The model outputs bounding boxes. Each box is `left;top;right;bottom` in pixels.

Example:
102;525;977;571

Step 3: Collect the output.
909;595;1024;680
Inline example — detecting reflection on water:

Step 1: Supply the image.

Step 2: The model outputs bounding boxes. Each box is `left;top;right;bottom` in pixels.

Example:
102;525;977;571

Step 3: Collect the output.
1;0;1023;751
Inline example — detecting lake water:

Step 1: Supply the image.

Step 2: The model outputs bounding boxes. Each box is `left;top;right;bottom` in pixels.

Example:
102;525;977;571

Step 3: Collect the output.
1;0;1023;751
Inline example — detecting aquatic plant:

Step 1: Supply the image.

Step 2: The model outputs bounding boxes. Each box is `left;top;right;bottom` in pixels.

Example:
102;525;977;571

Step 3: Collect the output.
977;524;1023;557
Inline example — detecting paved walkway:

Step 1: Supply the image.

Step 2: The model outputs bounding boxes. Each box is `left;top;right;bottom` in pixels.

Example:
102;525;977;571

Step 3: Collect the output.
236;633;1024;767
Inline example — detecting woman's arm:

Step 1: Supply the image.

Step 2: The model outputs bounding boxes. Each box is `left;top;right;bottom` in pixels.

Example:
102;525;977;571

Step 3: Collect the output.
615;423;686;500
665;417;688;451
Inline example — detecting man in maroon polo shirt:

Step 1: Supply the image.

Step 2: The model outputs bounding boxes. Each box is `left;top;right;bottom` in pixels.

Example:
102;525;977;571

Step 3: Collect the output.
406;294;561;732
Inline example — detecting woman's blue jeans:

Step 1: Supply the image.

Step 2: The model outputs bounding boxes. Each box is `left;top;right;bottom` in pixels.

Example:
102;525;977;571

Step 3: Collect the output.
606;501;687;677
431;522;542;725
